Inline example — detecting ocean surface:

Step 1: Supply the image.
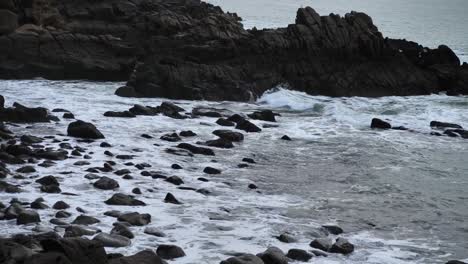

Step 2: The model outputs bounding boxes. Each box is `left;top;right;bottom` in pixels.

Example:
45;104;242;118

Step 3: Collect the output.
1;1;468;263
0;80;467;264
206;0;468;63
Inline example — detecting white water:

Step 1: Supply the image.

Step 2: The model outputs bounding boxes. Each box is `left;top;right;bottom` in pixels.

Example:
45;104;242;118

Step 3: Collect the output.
1;80;467;263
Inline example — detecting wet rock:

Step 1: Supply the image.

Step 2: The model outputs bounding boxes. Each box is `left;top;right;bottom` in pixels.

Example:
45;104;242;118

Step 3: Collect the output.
115;169;130;176
160;133;181;142
40;237;108;263
309;237;334;252
329;237;355;255
21;135;43;144
31;199;49;210
100;142;112;148
248;184;258;189
248;110;277;122
201;138;234;148
0;103;51;123
213;130;244;142
203;167;221;174
17;210;41;225
129;105;158;116
116;155;134;160
93;233;131;248
370;118;391;129
63;113;75;119
446;261;467;264
277;233;297;243
430;121;462;129
104;111;136;118
166;176;184;185
105;193;146;206
192;107;223;118
156;244;186;259
94;177;119;190
55;211;72;218
444;129;468;139
111;222;134;239
180;130;197;137
236;120;262;133
141;134;153;139
53;201;70;210
72;215;100;225
242;158;256;164
104;210;122;218
257;247;288;264
117;212;151;226
164;193;182;204
220;254;264;264
109;250;165;264
322;224;343;235
33;149;68;160
41;184;61;193
216;118;236;127
238;163;249;168
67;120;104;139
36;175;59;186
286;249;313;262
144;227;166;237
132;188;142;194
158;102;186;119
280;135;291;141
16;165;36;173
171;164;183;170
64;225;100;237
177;143;214;156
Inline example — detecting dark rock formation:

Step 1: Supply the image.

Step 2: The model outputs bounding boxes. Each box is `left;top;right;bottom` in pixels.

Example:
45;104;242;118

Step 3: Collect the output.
0;0;466;98
0;102;53;123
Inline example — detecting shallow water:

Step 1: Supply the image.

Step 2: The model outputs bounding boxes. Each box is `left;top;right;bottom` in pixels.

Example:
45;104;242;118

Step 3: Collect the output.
0;80;467;263
206;0;468;63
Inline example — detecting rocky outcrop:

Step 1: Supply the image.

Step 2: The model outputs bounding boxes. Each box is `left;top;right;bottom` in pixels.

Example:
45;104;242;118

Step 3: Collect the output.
0;0;467;98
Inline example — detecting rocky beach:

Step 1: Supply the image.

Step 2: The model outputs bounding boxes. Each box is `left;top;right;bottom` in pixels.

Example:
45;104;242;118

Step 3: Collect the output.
0;0;467;264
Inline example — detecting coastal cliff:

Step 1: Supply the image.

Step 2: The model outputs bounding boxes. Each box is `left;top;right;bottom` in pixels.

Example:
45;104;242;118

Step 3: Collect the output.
0;0;467;98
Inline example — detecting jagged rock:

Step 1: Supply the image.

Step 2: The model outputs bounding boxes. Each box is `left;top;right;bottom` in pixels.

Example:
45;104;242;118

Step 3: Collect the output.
105;193;146;206
67;120;104;139
156;244;186;259
117;212;151;226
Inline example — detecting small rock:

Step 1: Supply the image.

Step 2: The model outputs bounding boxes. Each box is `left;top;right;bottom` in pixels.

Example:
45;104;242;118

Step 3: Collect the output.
329;237;355;255
156;244;186;259
93;177;119;190
105;193;146;206
16;166;36;173
72;215;100;225
281;135;291;140
111;222;135;239
180;130;197;137
310;237;334;252
221;254;264;264
203;167;221;174
286;249;314;262
166;176;184;185
430;121;462;129
257;247;288;264
322;224;343;235
93;233;131;248
67;120;104;139
117;212;151;226
371;118;391;129
164;193;182;204
144;227;166;237
17;210;40;225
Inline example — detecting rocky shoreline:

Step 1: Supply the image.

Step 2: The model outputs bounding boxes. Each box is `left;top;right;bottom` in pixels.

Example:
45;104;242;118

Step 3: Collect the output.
0;0;467;100
1;92;467;263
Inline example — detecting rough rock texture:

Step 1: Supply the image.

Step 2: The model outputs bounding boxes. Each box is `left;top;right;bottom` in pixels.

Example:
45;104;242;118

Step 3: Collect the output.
0;0;466;98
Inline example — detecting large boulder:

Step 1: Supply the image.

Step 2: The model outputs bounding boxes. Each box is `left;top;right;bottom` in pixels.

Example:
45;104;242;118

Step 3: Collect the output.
0;10;17;35
67;120;104;139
